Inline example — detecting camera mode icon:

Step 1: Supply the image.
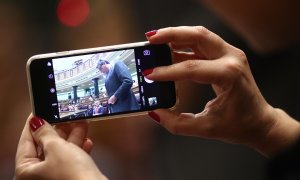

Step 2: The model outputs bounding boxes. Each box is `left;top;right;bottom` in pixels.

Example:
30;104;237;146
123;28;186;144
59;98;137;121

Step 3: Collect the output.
143;50;150;56
50;88;56;93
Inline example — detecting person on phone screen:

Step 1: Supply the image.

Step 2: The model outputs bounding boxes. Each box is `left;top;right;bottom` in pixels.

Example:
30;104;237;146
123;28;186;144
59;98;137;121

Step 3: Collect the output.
93;101;104;115
96;59;139;113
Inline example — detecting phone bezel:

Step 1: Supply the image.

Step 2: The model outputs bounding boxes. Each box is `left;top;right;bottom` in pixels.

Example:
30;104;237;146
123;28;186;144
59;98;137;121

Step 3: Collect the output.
26;41;178;124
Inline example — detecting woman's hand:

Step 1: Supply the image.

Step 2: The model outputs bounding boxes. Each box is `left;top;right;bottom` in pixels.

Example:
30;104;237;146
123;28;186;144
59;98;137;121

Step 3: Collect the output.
144;26;300;157
14;114;107;180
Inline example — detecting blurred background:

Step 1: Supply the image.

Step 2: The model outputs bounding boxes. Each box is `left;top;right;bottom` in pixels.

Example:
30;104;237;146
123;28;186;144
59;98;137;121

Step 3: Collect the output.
1;0;299;179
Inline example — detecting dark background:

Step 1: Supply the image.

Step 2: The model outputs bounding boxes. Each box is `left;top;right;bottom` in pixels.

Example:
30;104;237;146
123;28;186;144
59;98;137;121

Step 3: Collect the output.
2;0;299;179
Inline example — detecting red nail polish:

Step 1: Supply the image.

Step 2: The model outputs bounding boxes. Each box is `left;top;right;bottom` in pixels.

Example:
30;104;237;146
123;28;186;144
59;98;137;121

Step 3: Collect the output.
30;116;45;132
145;30;157;38
148;111;160;123
142;68;153;76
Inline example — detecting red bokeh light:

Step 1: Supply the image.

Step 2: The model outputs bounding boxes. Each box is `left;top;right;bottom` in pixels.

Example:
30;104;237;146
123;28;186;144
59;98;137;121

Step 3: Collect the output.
57;0;90;27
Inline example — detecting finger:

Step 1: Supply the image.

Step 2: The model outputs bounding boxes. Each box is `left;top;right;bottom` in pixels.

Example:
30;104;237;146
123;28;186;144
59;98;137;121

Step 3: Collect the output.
54;123;71;140
16;114;39;166
29;116;60;155
172;51;205;63
147;26;227;59
82;138;93;154
53;121;89;148
149;109;209;137
170;43;206;59
145;58;225;85
169;43;194;52
67;121;89;147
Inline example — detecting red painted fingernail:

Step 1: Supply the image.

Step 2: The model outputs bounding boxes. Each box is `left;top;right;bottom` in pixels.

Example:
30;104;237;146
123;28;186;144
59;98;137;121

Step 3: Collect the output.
30;116;45;132
148;111;160;123
142;68;154;76
145;30;157;38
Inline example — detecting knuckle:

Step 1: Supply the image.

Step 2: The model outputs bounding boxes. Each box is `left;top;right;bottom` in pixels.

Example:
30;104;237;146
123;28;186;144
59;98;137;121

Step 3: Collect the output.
41;136;60;149
226;45;248;64
233;48;248;64
166;26;177;40
182;60;199;75
223;56;247;80
183;60;198;69
194;26;210;36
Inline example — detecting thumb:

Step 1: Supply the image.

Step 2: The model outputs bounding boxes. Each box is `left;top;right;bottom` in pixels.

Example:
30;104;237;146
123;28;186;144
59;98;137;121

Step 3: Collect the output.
29;116;60;149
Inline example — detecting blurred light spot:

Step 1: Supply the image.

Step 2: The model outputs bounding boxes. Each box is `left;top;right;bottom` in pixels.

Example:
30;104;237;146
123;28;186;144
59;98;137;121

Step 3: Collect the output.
57;0;90;27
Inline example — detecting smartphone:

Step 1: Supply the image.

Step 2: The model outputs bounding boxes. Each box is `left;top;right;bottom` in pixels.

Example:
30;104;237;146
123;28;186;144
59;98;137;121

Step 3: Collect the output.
27;41;177;124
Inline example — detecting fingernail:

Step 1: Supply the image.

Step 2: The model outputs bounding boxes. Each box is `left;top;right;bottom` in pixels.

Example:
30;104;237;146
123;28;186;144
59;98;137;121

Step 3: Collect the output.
148;111;160;123
145;30;157;38
30;116;45;132
142;68;154;76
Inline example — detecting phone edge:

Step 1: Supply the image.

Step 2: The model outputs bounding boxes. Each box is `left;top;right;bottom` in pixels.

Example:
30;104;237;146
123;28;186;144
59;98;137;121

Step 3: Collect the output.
26;41;179;123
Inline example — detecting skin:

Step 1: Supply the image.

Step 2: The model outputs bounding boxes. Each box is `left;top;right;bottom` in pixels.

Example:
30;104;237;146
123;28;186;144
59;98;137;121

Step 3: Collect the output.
15;25;300;178
145;26;300;157
99;64;110;75
14;115;107;180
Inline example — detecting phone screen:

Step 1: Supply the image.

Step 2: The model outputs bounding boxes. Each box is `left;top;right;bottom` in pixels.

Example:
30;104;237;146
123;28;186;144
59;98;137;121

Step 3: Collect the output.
28;43;176;123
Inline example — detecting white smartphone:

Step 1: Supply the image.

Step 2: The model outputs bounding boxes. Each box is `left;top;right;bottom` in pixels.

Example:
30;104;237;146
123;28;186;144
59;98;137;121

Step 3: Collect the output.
26;41;177;124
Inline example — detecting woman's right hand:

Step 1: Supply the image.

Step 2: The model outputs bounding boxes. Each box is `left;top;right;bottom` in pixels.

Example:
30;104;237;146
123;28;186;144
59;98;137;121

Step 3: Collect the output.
144;26;300;157
14;115;107;180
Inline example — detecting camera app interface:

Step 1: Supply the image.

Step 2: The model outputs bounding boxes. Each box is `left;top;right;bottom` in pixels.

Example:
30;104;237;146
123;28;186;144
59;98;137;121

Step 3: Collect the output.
51;47;159;120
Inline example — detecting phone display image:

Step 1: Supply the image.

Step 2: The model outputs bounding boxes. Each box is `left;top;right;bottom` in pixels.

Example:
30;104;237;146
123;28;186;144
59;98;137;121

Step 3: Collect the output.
27;42;176;123
53;49;141;120
148;97;158;107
